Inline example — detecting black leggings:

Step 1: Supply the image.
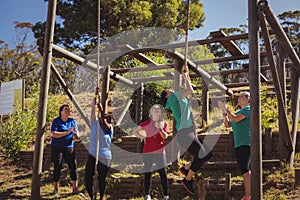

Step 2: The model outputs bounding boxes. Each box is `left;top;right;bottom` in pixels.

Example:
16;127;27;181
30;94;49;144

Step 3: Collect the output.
143;154;168;196
176;127;212;172
85;154;110;199
51;146;78;182
235;145;251;175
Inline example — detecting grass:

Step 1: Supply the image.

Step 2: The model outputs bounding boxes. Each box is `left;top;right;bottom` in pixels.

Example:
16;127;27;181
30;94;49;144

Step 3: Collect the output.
1;150;300;200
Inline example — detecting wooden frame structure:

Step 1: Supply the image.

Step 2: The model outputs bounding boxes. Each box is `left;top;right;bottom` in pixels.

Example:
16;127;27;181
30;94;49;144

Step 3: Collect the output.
31;0;300;199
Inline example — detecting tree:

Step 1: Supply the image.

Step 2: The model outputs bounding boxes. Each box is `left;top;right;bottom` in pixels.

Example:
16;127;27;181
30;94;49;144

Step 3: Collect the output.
278;10;300;55
33;0;205;54
0;22;42;97
206;26;249;84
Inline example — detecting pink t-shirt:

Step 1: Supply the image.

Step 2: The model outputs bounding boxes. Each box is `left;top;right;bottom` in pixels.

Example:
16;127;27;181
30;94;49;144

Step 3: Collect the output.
140;120;170;154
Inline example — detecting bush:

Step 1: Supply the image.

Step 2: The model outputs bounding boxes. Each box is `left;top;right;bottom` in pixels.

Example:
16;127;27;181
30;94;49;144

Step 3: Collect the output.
0;89;63;159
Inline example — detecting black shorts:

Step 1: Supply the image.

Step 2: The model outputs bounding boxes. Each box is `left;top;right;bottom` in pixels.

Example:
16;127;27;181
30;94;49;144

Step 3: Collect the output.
235;145;250;175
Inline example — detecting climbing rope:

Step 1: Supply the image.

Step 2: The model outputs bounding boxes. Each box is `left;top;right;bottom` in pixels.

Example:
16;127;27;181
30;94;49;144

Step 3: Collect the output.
93;0;101;197
97;0;101;86
184;0;191;66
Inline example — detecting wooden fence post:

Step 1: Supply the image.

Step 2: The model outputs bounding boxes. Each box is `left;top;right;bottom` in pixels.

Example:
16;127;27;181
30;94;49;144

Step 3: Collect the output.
197;178;206;200
225;173;232;199
264;128;273;159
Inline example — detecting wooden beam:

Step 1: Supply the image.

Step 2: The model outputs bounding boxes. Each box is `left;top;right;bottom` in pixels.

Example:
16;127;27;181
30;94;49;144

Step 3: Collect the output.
172;51;233;96
101;66;110;115
258;10;292;153
210;31;244;56
116;99;133;126
289;67;300;167
96;28;287;58
258;0;300;73
111;64;173;73
50;44;135;87
119;44;160;65
50;62;90;127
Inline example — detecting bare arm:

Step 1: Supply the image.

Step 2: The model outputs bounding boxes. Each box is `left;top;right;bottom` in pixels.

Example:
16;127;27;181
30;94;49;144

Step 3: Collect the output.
155;121;169;139
91;87;101;122
180;65;194;98
218;101;246;127
225;109;246;123
132;126;145;139
52;127;73;138
102;117;111;131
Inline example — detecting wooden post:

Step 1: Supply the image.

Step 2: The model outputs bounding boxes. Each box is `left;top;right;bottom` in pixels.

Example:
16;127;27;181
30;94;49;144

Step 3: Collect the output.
258;2;300;72
201;80;209;127
264;128;273;159
249;0;262;199
225;173;232;199
197;178;206;200
295;168;300;186
101;65;110;115
31;0;57;199
289;66;300;167
229;131;235;160
275;44;290;161
135;82;143;124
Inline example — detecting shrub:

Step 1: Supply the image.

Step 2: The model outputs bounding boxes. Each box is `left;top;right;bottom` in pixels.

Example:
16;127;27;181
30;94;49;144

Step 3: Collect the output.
0;88;63;159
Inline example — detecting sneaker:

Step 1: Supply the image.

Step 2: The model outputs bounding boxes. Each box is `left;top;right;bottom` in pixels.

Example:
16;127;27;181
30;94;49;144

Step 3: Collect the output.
179;166;189;176
52;188;58;196
144;194;151;200
164;195;169;200
181;178;195;195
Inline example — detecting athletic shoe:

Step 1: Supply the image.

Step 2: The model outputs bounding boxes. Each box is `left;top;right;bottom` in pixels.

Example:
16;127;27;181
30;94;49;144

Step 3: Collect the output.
181;178;195;195
179;166;189;176
164;195;169;200
144;194;151;200
52;188;58;196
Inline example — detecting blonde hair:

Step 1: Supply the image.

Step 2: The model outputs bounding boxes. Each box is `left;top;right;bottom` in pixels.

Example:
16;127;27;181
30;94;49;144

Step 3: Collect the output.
149;104;166;120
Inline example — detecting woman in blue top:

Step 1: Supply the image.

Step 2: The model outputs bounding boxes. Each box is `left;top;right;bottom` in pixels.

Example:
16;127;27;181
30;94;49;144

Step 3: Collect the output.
85;87;113;200
50;104;80;196
160;64;212;195
218;91;251;200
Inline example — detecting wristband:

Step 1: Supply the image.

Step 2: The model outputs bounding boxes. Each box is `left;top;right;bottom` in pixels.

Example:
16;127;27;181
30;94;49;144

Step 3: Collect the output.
158;127;163;131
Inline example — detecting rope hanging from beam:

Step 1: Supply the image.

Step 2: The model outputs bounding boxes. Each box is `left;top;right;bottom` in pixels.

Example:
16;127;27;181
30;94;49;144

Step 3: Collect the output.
183;0;191;72
93;0;101;197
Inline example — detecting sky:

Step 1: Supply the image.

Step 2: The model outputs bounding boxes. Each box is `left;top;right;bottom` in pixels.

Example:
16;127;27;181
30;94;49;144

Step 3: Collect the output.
0;0;299;47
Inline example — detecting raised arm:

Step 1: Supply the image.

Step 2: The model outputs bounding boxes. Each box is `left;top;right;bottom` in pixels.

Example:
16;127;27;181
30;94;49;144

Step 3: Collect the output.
155;121;169;139
180;64;194;98
218;101;246;127
91;87;101;122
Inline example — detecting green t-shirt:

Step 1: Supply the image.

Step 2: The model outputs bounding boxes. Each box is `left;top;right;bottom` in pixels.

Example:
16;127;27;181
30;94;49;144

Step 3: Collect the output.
166;91;193;131
230;106;250;148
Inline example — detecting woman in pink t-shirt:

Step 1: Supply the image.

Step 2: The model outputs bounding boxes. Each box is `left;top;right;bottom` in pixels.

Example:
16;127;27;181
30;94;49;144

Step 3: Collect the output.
133;104;170;200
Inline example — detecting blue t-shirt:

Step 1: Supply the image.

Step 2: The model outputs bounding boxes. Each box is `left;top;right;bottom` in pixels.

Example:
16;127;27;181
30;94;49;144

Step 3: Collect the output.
230;106;251;148
51;117;78;148
88;119;113;160
166;91;193;131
